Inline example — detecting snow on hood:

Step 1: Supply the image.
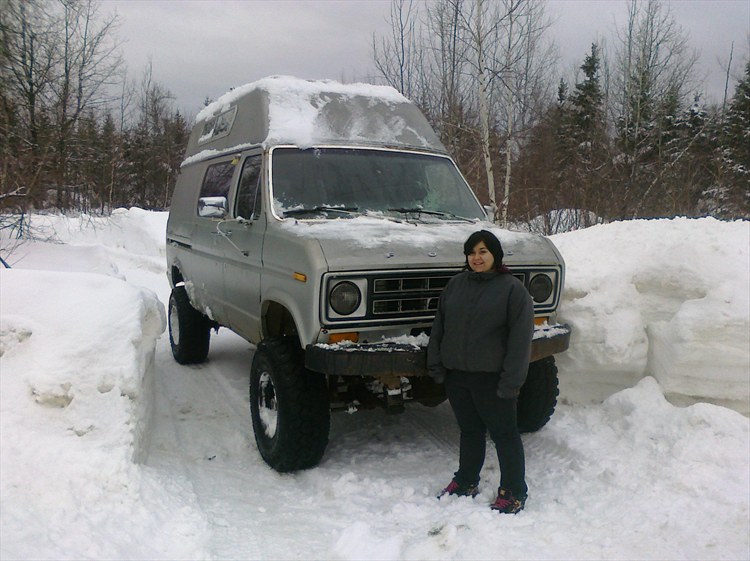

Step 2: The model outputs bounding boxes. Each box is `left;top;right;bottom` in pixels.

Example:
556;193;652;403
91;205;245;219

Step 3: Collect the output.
276;216;559;270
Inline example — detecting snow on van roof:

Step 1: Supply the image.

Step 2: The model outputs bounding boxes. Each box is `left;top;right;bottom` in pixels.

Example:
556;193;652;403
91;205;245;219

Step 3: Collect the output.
196;76;409;123
188;75;444;153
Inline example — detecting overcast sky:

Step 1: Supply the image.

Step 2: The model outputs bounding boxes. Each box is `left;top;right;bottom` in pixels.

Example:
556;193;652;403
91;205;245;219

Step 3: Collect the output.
101;0;750;121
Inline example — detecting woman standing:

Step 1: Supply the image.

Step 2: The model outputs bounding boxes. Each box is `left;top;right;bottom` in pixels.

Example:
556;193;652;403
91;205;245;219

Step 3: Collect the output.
427;230;534;514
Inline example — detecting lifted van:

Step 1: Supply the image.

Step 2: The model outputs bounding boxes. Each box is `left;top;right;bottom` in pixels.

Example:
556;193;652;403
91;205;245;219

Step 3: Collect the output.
166;76;570;472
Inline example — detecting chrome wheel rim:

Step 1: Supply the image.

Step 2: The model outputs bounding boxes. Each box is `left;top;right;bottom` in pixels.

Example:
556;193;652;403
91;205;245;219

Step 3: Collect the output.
169;299;180;344
257;371;278;438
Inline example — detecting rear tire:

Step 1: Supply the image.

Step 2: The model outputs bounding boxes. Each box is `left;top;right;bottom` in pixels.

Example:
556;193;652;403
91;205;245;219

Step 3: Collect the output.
517;356;559;433
250;337;330;472
168;286;211;364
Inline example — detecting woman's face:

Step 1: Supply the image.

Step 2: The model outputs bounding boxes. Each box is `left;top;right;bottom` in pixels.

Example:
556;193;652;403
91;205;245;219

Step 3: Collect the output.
467;241;495;273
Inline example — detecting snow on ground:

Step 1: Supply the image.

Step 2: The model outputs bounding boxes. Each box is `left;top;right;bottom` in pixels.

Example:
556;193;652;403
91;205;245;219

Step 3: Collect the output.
1;210;748;560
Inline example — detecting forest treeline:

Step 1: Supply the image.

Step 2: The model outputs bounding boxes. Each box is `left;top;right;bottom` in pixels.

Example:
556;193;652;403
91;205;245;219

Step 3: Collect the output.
1;0;748;235
1;0;188;216
373;0;749;231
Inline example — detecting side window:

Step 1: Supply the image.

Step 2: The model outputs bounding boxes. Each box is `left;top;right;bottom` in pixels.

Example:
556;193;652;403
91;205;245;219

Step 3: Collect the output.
236;155;263;219
198;161;235;215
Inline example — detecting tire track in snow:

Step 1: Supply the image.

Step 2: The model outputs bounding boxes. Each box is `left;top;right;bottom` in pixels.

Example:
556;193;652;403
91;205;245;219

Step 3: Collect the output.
324;401;460;466
405;403;461;456
147;333;267;560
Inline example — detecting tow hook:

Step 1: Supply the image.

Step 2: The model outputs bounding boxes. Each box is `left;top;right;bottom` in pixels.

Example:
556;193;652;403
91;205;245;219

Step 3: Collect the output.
380;374;411;414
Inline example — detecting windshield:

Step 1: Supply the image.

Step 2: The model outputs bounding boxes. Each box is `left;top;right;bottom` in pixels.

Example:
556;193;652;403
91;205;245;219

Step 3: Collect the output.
270;147;486;220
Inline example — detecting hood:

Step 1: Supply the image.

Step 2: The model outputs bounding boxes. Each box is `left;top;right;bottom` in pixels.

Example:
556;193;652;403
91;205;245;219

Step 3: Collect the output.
274;216;562;271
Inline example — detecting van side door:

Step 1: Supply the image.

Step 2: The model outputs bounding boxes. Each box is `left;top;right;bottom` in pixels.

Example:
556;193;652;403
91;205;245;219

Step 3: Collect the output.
188;158;239;322
221;152;266;343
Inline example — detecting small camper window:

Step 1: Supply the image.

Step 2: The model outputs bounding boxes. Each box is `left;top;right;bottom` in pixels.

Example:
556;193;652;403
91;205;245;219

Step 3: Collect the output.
198;106;238;145
200;118;216;141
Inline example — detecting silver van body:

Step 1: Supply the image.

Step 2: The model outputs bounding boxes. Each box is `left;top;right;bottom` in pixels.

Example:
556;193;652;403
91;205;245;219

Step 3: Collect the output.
166;76;570;471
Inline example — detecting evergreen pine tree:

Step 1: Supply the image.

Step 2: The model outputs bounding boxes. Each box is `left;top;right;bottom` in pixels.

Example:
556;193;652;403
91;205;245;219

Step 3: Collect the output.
724;61;750;181
564;44;609;225
718;59;750;217
569;44;604;138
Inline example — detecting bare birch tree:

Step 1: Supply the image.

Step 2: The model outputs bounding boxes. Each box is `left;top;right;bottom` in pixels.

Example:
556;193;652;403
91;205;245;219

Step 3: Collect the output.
372;0;555;222
498;1;556;225
1;0;59;205
423;0;471;144
459;0;554;224
372;0;423;102
473;0;498;219
52;0;122;205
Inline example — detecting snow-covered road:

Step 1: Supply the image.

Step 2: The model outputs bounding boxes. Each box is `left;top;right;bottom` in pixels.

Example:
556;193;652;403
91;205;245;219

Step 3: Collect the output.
144;324;749;560
1;210;748;560
145;320;465;560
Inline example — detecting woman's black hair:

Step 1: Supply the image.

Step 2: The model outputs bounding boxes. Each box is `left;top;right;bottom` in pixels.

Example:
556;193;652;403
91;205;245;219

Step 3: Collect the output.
463;230;505;272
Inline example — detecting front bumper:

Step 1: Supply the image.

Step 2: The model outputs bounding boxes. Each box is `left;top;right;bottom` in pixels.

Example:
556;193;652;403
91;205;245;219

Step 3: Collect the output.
305;324;571;377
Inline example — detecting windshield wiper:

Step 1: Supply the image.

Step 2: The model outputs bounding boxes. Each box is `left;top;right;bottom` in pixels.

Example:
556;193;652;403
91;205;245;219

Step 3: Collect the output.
387;207;475;223
283;206;359;217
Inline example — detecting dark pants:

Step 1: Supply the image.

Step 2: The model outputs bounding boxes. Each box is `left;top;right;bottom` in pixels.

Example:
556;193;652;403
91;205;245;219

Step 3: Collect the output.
446;371;527;497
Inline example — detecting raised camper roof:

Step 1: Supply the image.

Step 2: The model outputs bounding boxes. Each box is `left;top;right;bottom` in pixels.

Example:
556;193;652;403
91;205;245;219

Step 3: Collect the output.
182;76;447;165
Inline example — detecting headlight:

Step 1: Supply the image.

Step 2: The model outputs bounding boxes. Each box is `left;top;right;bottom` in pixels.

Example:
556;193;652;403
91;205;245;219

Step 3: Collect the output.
528;274;553;303
330;281;361;315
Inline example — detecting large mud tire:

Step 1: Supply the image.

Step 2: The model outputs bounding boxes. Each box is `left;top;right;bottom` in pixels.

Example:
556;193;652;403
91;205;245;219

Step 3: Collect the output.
250;337;330;472
168;286;211;365
517;356;559;433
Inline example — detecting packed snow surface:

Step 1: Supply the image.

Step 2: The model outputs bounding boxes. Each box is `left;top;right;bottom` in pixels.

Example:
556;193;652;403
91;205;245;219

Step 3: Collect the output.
1;210;748;560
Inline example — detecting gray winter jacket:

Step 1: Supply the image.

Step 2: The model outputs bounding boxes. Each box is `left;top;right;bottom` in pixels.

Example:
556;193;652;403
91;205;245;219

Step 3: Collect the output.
426;270;534;398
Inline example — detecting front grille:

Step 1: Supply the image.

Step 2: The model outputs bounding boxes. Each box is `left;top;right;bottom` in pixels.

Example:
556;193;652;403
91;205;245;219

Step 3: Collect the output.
373;276;451;294
372;296;440;315
323;266;560;326
371;273;454;317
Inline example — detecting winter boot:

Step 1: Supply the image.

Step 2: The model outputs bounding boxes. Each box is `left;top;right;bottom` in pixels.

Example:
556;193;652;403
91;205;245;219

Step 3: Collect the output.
437;479;479;499
490;487;526;514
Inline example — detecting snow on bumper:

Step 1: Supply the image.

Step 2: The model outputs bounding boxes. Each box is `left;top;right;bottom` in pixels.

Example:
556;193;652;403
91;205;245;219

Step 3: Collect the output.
305;324;571;377
530;323;572;362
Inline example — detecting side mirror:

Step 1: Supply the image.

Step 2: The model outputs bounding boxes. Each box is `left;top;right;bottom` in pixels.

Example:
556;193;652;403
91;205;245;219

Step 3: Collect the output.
198;196;228;218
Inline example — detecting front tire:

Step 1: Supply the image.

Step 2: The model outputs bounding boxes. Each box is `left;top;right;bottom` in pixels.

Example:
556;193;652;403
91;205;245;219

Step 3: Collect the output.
168;286;211;364
250;337;330;472
517;356;559;433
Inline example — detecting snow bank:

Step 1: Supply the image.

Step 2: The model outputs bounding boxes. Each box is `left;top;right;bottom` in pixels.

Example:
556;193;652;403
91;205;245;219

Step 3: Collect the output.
2;208;167;276
0;268;210;559
553;217;750;413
